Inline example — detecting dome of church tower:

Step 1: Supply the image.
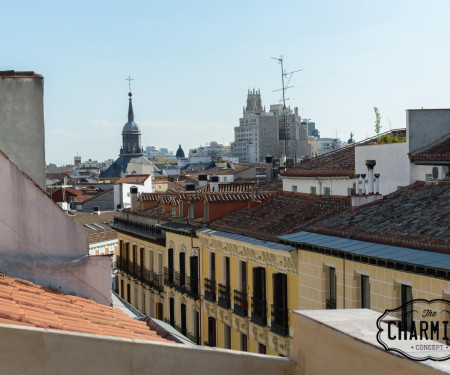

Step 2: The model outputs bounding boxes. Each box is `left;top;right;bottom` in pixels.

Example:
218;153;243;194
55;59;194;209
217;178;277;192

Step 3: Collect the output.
176;144;185;159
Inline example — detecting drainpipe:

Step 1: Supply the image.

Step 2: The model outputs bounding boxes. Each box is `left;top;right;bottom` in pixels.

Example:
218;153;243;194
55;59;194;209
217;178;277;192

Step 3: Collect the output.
361;174;366;195
375;173;380;194
190;229;201;345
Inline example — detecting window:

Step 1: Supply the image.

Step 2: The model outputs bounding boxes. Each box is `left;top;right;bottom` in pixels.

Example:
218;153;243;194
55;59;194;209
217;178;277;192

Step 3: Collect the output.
169;297;175;326
292;185;297;194
324;187;331;198
361;275;370;308
326;267;336;309
224;324;231;349
240;333;248;352
258;343;267;354
208;317;216;347
310;186;316;196
181;303;187;336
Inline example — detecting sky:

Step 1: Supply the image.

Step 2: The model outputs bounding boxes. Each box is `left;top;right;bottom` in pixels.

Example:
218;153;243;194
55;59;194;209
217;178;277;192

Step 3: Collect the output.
2;0;450;165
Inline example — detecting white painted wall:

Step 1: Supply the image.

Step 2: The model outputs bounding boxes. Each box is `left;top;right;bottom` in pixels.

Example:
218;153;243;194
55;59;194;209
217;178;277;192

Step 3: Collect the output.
0;151;111;304
410;164;449;183
89;238;118;256
115;176;154;209
283;176;354;197
355;142;409;195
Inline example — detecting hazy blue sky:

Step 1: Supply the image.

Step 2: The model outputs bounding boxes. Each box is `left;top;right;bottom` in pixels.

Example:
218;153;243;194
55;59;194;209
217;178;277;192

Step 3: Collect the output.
3;1;450;164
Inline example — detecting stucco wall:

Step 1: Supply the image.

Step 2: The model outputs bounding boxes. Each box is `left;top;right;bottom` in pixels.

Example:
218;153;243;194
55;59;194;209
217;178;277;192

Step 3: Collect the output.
290;311;447;375
0;75;45;189
355;142;410;195
407;109;450;154
0;323;294;375
82;189;115;212
0;152;111;305
283;177;353;197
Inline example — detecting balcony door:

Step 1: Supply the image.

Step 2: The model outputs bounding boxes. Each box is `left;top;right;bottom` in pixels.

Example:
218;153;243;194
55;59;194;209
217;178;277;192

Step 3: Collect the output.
208;317;216;347
253;267;266;303
273;273;288;334
190;256;199;295
181;303;187;335
180;252;186;287
168;248;174;283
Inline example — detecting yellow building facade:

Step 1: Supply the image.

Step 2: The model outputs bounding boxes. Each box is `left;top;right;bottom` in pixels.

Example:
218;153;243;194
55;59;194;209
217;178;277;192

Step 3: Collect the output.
197;228;298;356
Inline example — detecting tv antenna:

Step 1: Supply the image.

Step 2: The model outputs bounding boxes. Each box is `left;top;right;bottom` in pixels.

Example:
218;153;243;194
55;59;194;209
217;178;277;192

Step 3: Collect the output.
271;56;303;163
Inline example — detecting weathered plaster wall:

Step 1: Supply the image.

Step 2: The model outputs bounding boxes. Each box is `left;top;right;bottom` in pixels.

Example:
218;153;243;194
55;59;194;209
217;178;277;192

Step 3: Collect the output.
0;75;45;189
0;323;294;375
355;142;410;195
407;109;450;154
291;310;448;375
0;152;111;305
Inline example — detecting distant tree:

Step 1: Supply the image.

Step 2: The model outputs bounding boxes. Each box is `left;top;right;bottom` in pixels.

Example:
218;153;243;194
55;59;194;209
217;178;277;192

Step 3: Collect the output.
374;107;382;136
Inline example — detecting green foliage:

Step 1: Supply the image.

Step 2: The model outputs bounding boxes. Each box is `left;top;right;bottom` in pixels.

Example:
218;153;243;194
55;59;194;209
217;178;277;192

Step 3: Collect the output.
374;107;382;137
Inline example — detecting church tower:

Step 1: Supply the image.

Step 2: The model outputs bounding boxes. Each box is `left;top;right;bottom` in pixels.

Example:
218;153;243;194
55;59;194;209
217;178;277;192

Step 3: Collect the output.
120;92;144;156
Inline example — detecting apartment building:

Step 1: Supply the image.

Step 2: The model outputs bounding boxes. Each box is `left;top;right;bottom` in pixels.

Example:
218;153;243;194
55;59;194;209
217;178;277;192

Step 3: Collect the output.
231;89;310;162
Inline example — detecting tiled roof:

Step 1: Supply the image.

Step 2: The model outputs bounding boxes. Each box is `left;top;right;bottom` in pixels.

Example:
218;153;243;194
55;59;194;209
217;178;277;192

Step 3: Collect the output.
70;211;119;236
116;174;151;184
308;182;450;253
0;274;172;342
0;70;43;78
410;134;450;162
159;195;179;205
187;164;255;176
282;145;356;177
203;192;273;202
139;193;176;202
210;194;351;242
74;193;99;203
88;231;118;243
218;183;253;192
178;193;203;201
283;129;406;178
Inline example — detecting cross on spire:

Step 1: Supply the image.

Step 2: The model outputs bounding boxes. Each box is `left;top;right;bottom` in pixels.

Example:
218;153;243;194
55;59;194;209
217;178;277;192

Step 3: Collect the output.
126;75;134;92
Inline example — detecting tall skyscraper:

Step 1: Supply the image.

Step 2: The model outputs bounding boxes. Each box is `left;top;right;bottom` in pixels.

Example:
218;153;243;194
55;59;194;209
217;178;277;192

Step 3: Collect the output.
231;89;310;163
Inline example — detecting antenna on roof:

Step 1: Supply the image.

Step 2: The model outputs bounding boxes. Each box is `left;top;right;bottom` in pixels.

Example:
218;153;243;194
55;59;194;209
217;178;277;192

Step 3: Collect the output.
270;56;303;163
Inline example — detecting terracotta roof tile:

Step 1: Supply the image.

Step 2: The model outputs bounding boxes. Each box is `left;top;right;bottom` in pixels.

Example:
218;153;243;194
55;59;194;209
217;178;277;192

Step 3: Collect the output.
210;194;351;242
0;274;174;343
116;174;151;184
410;134;450;161
308;182;450;253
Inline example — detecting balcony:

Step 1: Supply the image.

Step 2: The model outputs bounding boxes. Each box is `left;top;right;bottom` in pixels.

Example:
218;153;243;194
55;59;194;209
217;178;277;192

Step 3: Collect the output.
174;271;186;293
218;284;231;309
112;217;165;244
152;272;163;292
251;296;267;326
128;261;135;278
233;289;248;317
271;305;289;336
326;299;336;310
185;332;200;345
204;278;216;302
187;276;199;299
164;267;174;287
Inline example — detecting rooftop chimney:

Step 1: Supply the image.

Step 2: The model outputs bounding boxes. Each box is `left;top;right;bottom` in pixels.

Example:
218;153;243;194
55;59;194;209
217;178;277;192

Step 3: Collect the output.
365;160;376;194
198;174;207;188
93;206;100;215
265;156;273;182
210;176;219;192
130;187;138;212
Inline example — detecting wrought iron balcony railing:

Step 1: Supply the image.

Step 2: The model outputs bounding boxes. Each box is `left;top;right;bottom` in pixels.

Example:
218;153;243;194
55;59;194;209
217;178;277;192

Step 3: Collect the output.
271;305;289;336
326;299;336;310
218;284;231;309
174;271;186;293
164;267;174;287
251;296;267;326
233;289;248;317
204;278;216;302
187;276;199;299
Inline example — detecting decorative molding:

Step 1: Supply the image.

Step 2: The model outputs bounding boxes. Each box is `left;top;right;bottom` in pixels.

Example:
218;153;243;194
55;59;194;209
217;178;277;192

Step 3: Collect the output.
198;235;297;273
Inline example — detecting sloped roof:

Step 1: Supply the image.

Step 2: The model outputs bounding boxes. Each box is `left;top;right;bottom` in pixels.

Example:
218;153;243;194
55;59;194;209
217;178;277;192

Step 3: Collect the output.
116;174;151;184
210;194;351;242
202;192;273;203
0;274;172;342
410;134;450;162
282;145;356;177
308;182;450;253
